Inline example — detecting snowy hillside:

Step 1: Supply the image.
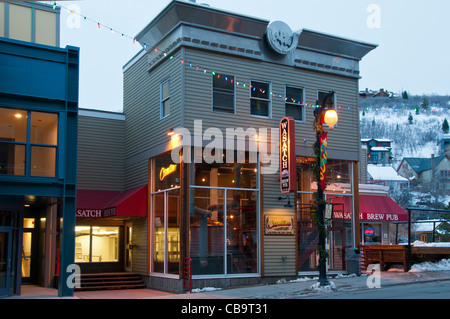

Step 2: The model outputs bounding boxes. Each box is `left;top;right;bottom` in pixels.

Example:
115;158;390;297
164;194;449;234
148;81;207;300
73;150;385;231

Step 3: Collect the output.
359;95;450;169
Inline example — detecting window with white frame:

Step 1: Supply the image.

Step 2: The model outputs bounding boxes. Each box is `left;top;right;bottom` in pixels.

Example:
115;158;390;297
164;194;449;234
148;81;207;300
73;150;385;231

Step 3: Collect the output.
160;79;170;118
212;73;235;114
250;81;270;117
285;86;304;121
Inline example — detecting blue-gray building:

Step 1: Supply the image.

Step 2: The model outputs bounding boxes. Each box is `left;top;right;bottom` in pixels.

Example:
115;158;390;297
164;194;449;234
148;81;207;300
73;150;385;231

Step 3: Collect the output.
0;36;79;297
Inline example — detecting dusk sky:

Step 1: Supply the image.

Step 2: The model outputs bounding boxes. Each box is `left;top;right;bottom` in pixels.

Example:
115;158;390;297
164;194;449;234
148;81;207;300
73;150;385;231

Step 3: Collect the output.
54;0;450;112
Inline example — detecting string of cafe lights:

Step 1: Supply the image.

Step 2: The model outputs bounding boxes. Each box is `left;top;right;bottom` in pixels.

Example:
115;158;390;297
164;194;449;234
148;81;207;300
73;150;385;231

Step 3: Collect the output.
51;3;445;113
50;2;144;46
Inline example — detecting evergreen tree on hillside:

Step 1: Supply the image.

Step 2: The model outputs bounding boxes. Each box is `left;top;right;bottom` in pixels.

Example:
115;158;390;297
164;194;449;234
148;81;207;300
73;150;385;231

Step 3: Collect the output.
421;96;430;111
402;91;409;99
443;118;449;134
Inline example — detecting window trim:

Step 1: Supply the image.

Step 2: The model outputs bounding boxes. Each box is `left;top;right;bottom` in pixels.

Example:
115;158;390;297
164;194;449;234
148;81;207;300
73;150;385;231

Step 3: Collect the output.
249;80;271;119
160;78;170;119
285;85;305;122
0;107;59;178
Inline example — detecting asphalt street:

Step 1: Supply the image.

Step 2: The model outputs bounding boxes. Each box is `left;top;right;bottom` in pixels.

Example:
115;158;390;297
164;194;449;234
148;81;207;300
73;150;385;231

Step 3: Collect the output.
299;278;450;299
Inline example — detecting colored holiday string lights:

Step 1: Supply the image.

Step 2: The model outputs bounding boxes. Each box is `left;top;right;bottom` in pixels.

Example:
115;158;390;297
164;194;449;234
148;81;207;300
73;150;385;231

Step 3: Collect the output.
51;2;146;47
181;59;356;110
51;3;436;114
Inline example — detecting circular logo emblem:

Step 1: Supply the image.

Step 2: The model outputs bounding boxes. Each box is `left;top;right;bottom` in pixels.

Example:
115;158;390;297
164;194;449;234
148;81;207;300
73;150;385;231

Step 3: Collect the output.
266;21;298;55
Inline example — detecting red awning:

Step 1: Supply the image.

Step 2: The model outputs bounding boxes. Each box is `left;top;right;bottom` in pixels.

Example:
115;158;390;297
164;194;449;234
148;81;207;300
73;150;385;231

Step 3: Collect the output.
76;185;147;218
359;195;408;222
330;195;408;222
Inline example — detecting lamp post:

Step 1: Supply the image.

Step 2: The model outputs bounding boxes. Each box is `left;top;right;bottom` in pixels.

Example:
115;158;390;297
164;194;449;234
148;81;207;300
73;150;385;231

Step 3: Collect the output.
313;91;337;286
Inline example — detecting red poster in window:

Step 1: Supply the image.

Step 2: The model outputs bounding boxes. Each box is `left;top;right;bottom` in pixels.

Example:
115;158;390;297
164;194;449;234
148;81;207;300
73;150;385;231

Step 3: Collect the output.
320;132;328;190
280;117;296;193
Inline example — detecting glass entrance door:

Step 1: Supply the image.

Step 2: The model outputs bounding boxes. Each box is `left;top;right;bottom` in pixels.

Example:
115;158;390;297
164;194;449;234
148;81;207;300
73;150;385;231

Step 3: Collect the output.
0;230;11;296
125;223;133;272
151;188;180;275
22;218;36;284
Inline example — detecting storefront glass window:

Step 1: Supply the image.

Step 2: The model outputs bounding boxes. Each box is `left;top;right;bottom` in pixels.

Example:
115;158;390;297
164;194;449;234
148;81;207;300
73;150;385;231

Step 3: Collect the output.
361;223;382;244
92;227;119;262
190;188;225;275
75;226;119;263
75;226;91;263
297;157;353;272
190;152;259;276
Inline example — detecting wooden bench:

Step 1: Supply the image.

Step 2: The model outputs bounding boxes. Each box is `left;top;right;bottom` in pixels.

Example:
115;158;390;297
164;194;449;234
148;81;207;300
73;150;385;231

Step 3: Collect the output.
360;245;407;272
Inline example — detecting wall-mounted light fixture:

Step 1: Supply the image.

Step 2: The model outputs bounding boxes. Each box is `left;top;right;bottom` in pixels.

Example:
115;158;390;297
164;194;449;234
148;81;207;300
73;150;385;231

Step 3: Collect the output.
167;128;175;136
278;196;293;208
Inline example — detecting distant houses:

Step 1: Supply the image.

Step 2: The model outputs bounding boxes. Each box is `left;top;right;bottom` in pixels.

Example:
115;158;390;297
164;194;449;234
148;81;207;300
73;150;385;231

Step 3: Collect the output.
367;164;409;193
361;138;393;164
359;88;398;98
397;155;450;193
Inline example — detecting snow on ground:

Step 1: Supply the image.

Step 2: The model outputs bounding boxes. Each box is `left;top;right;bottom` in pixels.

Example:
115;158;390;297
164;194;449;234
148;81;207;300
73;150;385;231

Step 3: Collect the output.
308;281;337;293
191;287;222;293
412;240;450;247
410;259;450;272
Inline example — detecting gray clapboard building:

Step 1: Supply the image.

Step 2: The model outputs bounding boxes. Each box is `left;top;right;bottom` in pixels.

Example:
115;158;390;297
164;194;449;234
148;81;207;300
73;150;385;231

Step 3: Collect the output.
77;0;376;292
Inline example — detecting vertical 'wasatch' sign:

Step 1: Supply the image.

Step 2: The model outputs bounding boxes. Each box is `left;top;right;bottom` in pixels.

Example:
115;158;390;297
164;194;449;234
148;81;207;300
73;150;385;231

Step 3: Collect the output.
280;117;296;193
320;132;328;190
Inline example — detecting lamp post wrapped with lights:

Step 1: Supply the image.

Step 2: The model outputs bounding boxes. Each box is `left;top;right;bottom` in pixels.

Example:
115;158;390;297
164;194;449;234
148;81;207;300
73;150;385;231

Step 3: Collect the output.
312;91;338;286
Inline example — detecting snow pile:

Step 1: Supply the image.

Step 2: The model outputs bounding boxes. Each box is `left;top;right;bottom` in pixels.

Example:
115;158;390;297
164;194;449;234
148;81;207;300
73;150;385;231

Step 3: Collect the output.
412;240;450;247
276;277;317;284
410;259;450;272
191;287;222;293
308;281;337;293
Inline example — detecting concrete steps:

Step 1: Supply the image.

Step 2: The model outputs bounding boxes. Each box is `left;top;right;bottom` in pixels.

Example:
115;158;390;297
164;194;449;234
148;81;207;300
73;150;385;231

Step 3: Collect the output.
75;273;145;291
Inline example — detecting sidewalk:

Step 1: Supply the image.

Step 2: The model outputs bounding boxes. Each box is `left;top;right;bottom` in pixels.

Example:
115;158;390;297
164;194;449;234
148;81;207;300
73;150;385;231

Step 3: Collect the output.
6;270;450;299
155;270;450;299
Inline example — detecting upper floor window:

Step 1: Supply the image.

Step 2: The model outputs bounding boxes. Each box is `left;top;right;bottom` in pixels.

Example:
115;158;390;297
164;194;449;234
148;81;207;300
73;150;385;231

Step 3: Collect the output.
285;86;304;121
250;81;270;117
160;79;170;118
318;90;336;109
213;73;235;114
0;107;58;177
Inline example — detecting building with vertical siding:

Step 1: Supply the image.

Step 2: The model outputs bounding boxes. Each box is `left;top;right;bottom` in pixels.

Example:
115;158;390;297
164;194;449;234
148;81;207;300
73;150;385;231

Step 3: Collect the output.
76;1;378;293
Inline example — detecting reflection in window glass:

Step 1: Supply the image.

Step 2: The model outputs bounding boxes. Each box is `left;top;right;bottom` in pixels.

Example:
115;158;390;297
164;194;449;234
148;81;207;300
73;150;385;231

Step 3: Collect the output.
161;80;170;118
250;81;270;117
285;86;304;121
194;161;257;189
167;189;180;275
31;146;56;177
75;226;91;263
30;112;58;145
226;189;257;274
0;144;25;175
190;188;225;275
154;152;180;192
0;108;27;143
92;227;119;262
213;73;235;114
75;226;119;263
0;108;59;177
153;192;165;273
